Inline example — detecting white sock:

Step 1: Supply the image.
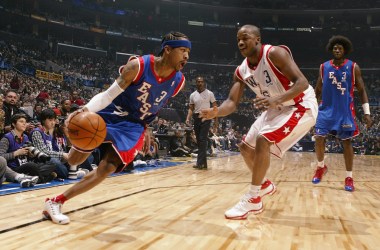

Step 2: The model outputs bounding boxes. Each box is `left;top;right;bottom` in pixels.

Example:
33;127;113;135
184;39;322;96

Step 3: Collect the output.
249;185;261;198
69;165;78;171
317;161;324;167
346;171;352;178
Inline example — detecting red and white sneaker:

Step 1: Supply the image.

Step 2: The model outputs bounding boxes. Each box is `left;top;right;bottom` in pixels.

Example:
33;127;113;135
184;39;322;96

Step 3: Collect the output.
225;195;264;220
312;165;328;184
42;198;70;225
344;177;355;192
260;180;276;197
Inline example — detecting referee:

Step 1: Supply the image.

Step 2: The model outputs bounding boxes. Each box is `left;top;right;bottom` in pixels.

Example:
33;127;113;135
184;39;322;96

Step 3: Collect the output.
186;76;217;170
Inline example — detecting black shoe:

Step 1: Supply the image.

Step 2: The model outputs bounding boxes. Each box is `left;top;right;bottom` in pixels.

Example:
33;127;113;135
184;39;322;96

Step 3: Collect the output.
192;165;199;169
196;165;208;170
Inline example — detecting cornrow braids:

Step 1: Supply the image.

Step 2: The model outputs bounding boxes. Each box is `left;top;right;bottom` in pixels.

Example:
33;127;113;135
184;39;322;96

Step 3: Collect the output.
326;35;353;55
158;31;189;56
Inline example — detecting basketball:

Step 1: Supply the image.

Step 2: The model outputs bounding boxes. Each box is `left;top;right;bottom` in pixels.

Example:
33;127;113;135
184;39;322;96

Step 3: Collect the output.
67;112;107;150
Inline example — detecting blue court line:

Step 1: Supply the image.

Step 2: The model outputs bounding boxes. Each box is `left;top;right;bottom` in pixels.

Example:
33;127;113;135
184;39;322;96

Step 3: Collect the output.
0;151;239;196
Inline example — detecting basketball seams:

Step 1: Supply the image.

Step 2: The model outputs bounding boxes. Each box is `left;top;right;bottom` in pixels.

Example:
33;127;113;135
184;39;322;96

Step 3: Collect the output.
67;112;107;150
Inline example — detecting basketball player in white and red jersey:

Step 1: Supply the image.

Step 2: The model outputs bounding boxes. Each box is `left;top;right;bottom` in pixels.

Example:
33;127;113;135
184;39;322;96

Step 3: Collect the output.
200;24;318;220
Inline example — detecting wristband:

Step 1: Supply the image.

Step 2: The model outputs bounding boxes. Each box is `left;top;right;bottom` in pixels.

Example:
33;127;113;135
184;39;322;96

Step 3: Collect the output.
362;103;370;115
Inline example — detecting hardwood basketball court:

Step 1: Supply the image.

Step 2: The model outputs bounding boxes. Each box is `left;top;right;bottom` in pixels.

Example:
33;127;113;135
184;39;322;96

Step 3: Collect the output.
0;152;379;249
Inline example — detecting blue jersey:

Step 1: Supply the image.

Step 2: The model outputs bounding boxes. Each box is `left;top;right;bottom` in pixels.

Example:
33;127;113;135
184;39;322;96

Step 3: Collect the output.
316;59;357;133
98;54;185;125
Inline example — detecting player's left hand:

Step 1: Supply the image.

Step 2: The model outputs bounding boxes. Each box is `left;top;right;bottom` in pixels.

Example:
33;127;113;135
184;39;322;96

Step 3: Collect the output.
199;106;218;121
363;114;373;129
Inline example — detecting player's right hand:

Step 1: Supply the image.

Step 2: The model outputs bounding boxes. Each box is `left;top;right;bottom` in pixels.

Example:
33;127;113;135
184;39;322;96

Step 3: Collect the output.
199;106;218;121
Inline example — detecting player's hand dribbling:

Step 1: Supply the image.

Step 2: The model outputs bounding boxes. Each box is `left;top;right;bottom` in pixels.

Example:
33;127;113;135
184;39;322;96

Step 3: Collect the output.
65;107;88;128
199;106;218;121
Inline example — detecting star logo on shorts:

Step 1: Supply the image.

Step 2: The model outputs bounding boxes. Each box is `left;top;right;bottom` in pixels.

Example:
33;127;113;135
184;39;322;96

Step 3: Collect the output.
294;112;301;119
283;127;291;135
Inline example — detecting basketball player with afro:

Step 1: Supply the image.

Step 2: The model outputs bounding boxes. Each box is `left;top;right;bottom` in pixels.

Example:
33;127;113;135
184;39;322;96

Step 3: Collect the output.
311;35;373;191
42;31;191;224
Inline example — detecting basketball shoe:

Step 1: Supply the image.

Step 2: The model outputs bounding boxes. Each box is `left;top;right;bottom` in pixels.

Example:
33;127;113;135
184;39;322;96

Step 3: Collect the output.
260;179;276;197
16;174;39;188
225;195;263;220
344;177;355;192
42;198;70;224
312;165;328;184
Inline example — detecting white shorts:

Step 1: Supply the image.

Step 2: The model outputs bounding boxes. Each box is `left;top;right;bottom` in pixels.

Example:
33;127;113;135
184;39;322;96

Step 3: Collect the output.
243;104;317;158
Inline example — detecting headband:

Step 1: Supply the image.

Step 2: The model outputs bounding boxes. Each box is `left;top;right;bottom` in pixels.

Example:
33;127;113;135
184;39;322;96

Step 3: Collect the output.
160;40;192;52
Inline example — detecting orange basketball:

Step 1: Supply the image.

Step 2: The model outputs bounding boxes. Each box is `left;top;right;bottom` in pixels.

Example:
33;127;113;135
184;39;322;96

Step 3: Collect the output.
67;112;107;150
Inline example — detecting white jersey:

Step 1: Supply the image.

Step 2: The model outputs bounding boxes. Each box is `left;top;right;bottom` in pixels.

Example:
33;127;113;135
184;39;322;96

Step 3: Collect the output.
235;44;317;116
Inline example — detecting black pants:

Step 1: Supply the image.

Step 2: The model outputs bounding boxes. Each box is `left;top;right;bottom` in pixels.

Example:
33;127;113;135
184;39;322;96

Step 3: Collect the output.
193;114;211;167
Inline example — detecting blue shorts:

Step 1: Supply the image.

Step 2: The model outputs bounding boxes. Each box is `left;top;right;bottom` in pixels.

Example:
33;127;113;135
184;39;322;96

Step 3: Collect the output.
99;118;145;172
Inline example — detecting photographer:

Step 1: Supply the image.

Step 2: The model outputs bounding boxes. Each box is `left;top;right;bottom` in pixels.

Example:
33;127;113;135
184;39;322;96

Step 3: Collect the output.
0;114;54;184
30;109;70;179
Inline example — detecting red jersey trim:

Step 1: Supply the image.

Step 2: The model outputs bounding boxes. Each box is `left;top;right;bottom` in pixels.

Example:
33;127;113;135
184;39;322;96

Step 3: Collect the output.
131;56;145;84
262;104;307;143
172;75;185;97
266;46;304;104
235;66;243;81
149;55;176;84
115;130;146;172
329;58;349;69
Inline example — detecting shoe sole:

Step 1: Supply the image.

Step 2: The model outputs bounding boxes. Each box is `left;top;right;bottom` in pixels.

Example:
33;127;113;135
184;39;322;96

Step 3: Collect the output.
345;186;354;192
261;184;276;197
225;207;264;220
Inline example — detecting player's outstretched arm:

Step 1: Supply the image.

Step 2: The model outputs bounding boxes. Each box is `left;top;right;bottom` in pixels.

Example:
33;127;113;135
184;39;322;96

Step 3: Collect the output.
65;59;139;126
200;75;245;120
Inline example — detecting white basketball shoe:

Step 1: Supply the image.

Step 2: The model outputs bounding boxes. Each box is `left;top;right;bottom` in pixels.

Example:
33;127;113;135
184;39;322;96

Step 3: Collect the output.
42;198;70;225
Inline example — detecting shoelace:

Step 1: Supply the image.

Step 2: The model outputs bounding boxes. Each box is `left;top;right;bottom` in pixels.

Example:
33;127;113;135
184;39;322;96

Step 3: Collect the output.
233;194;252;210
49;201;61;215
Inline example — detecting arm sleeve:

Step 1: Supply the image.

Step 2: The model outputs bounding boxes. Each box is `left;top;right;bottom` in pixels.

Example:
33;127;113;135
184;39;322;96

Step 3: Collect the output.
85;80;124;112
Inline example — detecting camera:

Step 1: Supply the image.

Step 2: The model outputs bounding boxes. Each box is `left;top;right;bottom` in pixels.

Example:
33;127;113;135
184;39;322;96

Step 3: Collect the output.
23;142;51;162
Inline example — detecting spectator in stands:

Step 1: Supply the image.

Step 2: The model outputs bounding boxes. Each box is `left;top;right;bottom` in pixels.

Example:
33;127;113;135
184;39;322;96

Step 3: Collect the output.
186;76;217;170
36;88;50;104
0;95;5;138
154;118;168;134
0;155;40;188
53;99;71;117
169;130;191;157
0;114;52;184
32;102;44;123
145;135;159;160
30;109;73;180
3;90;33;133
70;90;85;106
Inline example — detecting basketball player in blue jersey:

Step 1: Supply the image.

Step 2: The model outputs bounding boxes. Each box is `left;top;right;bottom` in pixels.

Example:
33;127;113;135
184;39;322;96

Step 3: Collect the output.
312;35;373;191
42;31;191;224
